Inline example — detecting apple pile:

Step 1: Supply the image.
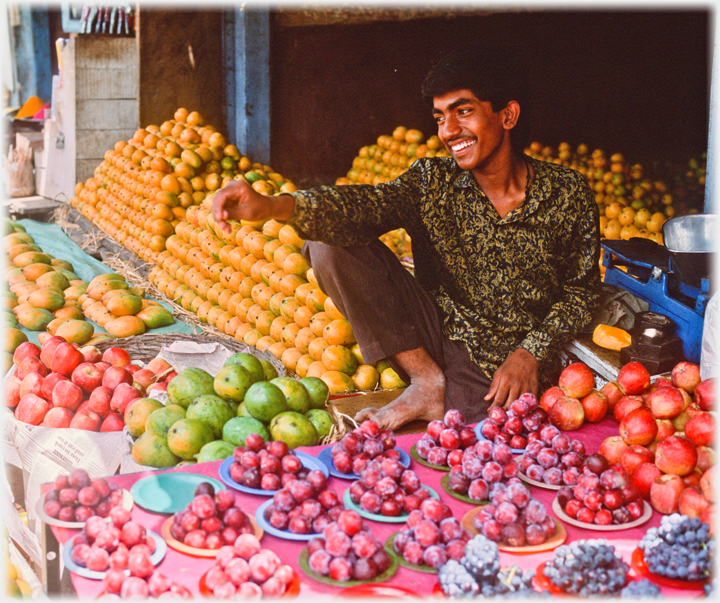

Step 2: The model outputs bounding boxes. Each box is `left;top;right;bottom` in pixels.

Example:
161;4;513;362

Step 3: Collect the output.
70;505;156;574
170;482;255;549
555;462;645;526
5;337;176;431
516;425;587;487
43;469;123;523
202;534;297;598
444;440;519;501
347;456;426;517
392;498;471;568
413;409;477;467
227;433;312;491
262;469;344;535
540;362;608;430
472;478;557;546
478;393;549;450
329;419;400;475
305;509;392;582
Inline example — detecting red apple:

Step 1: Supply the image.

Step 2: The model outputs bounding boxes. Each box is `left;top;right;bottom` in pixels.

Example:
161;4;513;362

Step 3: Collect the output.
655;419;676;441
20;372;45;399
671;361;702;394
132;369;156;392
87;386;114;418
4;375;22;408
43;406;75;428
69;409;102;431
15;393;51;425
580;389;608;423
558;362;596;399
50;342;84;377
147;382;167;394
12;341;41;367
94;361;111;374
631;462;663;499
110;383;143;414
655;435;698;476
79;345;103;363
650;473;686;514
684;470;703;488
51;380;84;412
100;413;125;432
146;357;173;376
700;468;714;503
41;373;69;401
617;361;651;395
71;362;104;395
679;486;709;518
539;386;565;413
701;504;714;534
39;336;66;367
648;386;685;419
695;378;715;411
619;407;658;446
598;435;629;465
101;347;131;367
613;395;646;423
684;412;714;447
671;410;693;432
125;364;141;375
696;446;716;473
619;444;655;477
16;356;48;380
164;371;178;383
102;366;133;390
549;396;585;431
600;381;625;410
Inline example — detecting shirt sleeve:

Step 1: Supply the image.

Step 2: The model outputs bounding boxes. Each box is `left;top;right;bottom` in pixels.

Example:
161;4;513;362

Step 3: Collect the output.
285;164;425;247
518;182;602;364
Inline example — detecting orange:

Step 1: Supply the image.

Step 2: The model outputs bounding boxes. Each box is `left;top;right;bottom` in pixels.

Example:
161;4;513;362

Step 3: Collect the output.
308;336;330;361
279;274;306;297
255;310;276;336
324;297;344;320
321;371;356;395
234;323;253;342
270;316;289;341
592;324;632;351
294;354;315;378
255;335;277;351
269;292;286;317
380;367;408;390
323;319;356;346
309;312;333;337
352;365;380;391
243;328;262;347
306;361;327;379
267;341;288;359
321;344;358;375
280;298;301;322
604;218;622;240
283;253;309;277
293;305;314;329
294;282;315;307
235;298;255;321
306;288;328;312
281;347;304;373
294;327;316;353
281;323;301;348
161;174;181;195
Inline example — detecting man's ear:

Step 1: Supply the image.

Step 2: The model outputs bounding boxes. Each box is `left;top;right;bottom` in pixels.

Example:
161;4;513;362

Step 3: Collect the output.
502;101;521;130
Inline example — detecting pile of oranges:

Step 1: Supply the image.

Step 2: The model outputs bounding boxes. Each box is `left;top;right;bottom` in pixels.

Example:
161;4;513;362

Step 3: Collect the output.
69;109;404;395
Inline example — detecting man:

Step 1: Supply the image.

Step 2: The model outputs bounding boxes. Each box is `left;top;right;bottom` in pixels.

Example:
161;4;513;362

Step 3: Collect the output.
212;46;601;431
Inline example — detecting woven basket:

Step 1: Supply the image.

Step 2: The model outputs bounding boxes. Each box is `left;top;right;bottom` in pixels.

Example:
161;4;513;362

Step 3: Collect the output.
93;332;286;377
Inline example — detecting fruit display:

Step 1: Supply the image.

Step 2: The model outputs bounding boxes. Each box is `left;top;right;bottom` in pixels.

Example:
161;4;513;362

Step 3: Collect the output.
477;394;550;450
516;428;587;487
69;506;157;574
3;552;31;599
619;578;662;598
5;337;175;431
412;409;477;468
444;440;519;501
329;419;401;476
67;109;406;396
304;510;392;582
555;464;646;526
638;513;714;581
472;479;557;546
100;569;192;600
132;354;335;468
437;534;536;598
42;469;123;523
391;498;471;568
201;534;297;598
541;538;629;596
168;482;255;549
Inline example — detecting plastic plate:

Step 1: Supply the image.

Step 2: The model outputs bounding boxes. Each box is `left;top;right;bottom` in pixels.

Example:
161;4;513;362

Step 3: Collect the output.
219;451;328;495
161;515;263;557
37;489;133;529
551;498;652;531
298;546;398;587
316;447;411;480
384;532;438;573
62;530;166;580
254;499;320;541
630;547;709;590
474;420;525;453
130;473;226;514
518;470;562;491
342;486;440;523
439;474;490;506
408;444;451;472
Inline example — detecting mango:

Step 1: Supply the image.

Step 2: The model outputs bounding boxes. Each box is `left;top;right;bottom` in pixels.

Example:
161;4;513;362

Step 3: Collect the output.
17;307;55;331
50;258;74;272
145;404;186;435
103;315;146;337
136;305;174;329
21;263;54;282
54;305;85;321
27;288;65;312
131;430;181;468
5;327;28;353
128;286;146;298
88;279;129;300
167;418;215;460
6;244;38;261
46;316;72;335
63;284;88;301
105;292;143;317
196;440;236;463
186;394;235;438
87;273;124;289
13;251;51;268
4;232;34;247
35;271;70;291
269;411;318;448
55;319;94;344
167;367;215;408
125;397;164;438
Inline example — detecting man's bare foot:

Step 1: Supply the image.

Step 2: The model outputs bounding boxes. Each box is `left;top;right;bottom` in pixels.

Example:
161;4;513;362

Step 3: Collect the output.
355;381;444;432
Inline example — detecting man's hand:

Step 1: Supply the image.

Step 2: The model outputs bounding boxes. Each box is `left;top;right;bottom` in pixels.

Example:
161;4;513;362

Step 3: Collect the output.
211;180;295;233
484;348;539;410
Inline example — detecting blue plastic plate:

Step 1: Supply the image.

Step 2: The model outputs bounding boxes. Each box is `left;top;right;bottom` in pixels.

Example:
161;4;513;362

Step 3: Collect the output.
316;446;411;480
130;472;226;515
254;498;318;541
342;486;440;523
474;420;525;454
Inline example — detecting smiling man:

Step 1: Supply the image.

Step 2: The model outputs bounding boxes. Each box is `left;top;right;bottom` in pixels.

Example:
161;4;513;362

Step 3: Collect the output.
212;46;601;431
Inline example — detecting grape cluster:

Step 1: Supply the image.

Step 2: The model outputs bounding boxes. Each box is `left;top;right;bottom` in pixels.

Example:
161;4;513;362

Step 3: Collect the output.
542;538;629;596
620;578;661;598
703;576;716;597
638;514;714;581
438;535;537;598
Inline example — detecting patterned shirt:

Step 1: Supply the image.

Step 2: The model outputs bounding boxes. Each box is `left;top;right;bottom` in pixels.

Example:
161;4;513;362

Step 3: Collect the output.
287;155;601;388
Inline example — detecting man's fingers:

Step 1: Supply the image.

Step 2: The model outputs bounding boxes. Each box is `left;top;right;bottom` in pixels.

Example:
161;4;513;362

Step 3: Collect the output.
354;407;378;422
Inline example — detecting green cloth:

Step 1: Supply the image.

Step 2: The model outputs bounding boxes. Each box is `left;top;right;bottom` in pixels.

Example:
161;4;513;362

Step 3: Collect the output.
14;219;195;344
288;155;601;389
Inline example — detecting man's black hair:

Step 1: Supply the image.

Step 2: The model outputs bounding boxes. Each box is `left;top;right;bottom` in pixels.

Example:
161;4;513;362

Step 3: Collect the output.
421;46;531;153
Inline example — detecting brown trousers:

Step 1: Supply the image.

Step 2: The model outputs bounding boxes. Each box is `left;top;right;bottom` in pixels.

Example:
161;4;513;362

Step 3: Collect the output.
302;240;492;423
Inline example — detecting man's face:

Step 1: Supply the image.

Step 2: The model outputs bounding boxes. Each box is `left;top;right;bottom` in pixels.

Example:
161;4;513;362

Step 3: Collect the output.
432;89;507;171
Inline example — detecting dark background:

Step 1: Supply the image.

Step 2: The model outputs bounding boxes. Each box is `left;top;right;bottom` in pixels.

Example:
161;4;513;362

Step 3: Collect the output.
270;9;711;186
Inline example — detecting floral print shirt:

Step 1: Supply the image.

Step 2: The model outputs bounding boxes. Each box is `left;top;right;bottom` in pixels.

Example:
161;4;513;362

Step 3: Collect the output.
287;155;601;388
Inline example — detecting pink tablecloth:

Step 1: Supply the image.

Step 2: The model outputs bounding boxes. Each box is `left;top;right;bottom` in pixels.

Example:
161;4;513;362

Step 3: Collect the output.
50;417;701;599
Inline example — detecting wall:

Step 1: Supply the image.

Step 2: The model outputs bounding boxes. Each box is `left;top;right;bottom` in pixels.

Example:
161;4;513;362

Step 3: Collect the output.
269;9;710;187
